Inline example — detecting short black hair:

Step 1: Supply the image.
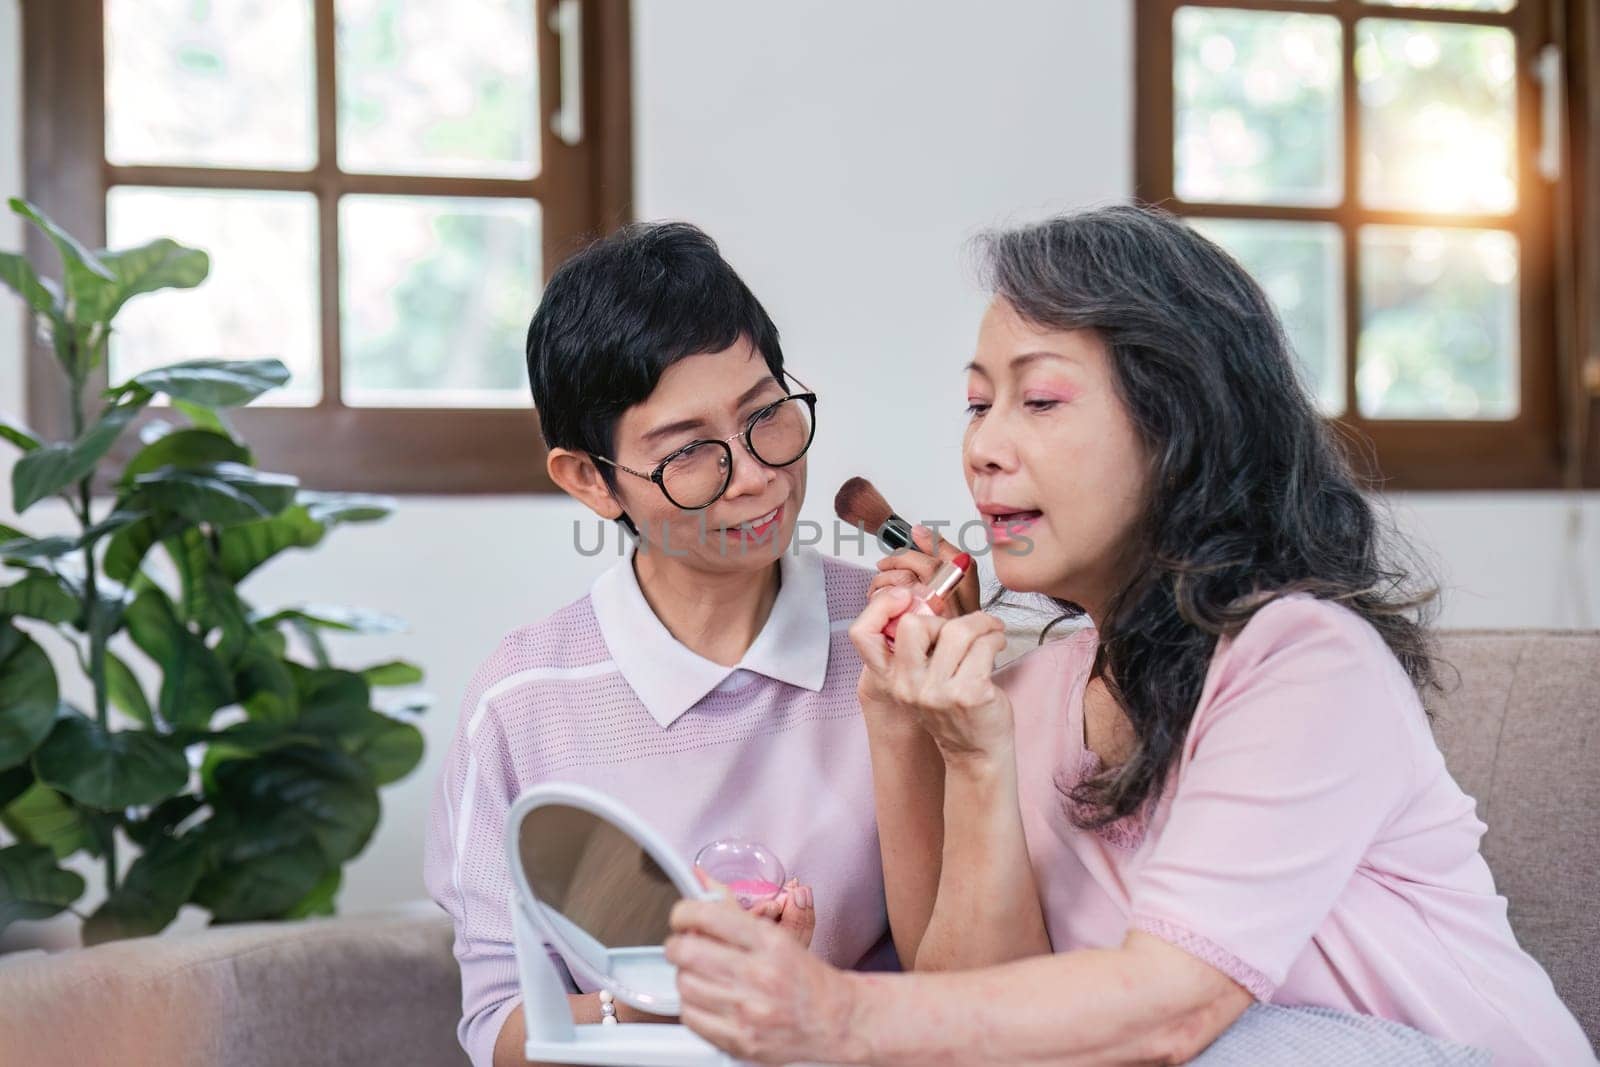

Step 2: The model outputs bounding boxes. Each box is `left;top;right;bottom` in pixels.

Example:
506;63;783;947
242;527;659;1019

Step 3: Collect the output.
525;222;785;466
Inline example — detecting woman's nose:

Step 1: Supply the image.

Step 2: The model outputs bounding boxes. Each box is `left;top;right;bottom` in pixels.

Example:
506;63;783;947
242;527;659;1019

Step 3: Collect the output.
966;413;1016;473
724;438;777;498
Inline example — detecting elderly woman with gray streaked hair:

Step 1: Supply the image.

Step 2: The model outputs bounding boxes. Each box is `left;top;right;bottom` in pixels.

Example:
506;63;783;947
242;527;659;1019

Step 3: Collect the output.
663;205;1595;1065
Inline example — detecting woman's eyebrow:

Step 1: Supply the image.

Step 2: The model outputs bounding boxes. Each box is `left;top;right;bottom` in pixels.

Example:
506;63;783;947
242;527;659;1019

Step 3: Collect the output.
639;377;783;444
736;376;785;407
964;351;1076;376
639;416;707;445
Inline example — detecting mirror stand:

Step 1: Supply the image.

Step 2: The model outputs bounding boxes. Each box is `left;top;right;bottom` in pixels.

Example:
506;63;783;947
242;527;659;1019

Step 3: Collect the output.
515;901;733;1066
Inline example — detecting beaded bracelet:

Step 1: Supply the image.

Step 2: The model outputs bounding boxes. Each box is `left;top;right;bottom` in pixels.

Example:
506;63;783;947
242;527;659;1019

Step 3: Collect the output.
599;989;618;1026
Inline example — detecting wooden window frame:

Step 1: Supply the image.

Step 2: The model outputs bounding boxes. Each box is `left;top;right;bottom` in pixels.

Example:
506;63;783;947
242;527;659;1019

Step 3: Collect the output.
1136;0;1577;490
21;0;632;495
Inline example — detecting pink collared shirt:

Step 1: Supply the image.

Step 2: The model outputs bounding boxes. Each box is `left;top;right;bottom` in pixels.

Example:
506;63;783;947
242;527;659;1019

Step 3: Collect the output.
1004;595;1592;1066
423;548;891;1067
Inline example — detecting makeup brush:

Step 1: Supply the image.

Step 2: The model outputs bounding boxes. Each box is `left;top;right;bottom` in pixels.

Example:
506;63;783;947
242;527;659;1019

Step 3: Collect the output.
834;476;916;551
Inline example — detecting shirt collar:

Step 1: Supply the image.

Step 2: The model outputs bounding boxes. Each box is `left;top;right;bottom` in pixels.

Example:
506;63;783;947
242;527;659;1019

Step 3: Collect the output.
589;547;831;729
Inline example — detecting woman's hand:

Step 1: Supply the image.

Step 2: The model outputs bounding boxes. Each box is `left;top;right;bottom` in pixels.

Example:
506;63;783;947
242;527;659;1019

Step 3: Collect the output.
866;524;982;616
749;879;816;950
868;608;1015;770
849;586;918;715
668;897;863;1065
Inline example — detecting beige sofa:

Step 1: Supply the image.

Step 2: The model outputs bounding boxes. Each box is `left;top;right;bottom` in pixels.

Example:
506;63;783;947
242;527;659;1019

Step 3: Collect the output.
0;630;1595;1066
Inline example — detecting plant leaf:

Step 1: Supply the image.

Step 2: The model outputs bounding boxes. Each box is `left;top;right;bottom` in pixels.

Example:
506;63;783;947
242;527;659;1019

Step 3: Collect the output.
291;667;423;785
210;746;379;867
33;712;190;810
0;533;78;562
290;618;332;668
10;395;150;513
80;238;209;325
0;622;60;769
0;250;60;319
0;412;43;453
120;428;251;484
207;721;317;754
0;573;81;625
124;794;203;850
340;710;424;786
163;528;222;630
284;867;341;919
359;660;424;687
133;462;298;528
104;513;188;583
0;842;87;932
215;505;325;583
232;644;299;726
0;510;144;565
298;491;395;526
172;398;237;438
9;198;115;284
0;780;94;859
292;666;371;725
193;834;327;923
123;587;235;729
260;604;406;636
82;830;210;944
123;358;290;409
106;650;155;728
0;764;31;810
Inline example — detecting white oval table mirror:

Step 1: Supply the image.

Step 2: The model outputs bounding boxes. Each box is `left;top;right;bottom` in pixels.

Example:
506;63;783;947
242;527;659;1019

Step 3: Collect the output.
506;782;735;1066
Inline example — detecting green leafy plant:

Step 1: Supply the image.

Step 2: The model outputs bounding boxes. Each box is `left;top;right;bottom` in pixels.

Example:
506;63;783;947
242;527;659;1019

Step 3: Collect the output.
0;198;427;942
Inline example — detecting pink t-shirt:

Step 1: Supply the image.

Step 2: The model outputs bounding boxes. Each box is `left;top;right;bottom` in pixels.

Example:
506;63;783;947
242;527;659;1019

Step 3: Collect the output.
1004;596;1592;1066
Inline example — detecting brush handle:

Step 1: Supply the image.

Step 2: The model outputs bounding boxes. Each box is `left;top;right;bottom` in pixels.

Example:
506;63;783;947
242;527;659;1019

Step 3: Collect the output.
878;515;916;551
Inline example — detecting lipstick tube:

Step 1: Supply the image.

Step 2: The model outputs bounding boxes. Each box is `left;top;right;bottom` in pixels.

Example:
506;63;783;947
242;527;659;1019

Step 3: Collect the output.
883;553;972;646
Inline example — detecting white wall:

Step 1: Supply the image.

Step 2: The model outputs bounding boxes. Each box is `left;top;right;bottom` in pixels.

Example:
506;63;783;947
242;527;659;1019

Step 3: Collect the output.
1;0;1596;927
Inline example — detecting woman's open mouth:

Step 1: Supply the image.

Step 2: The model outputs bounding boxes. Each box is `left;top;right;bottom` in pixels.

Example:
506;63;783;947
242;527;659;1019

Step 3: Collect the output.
981;507;1043;543
723;504;784;542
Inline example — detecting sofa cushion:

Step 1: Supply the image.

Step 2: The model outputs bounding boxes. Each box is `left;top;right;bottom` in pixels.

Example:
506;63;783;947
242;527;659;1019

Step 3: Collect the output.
1432;630;1600;1047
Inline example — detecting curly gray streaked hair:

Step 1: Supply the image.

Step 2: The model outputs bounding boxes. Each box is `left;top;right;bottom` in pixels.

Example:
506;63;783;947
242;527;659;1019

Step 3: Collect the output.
976;204;1441;828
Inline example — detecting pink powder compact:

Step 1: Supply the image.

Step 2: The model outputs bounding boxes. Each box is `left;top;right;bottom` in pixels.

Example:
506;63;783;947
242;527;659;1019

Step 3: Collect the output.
693;838;786;909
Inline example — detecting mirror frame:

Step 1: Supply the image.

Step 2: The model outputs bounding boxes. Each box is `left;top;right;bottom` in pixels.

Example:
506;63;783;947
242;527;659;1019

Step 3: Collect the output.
506;781;717;1016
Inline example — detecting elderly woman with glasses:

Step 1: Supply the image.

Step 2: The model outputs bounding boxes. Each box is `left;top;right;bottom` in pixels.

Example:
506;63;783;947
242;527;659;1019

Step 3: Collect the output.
423;223;906;1067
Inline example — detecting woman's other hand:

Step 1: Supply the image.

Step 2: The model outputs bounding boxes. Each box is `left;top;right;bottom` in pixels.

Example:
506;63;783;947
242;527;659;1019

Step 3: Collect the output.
866;524;982;616
749;879;816;950
668;896;863;1065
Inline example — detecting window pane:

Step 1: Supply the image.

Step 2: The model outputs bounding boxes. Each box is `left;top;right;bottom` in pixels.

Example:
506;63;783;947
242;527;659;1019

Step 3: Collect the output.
1358;226;1518;420
1175;9;1342;207
340;196;539;407
1358;20;1517;214
105;0;315;170
1365;0;1515;11
336;0;539;178
1190;218;1345;416
107;188;321;406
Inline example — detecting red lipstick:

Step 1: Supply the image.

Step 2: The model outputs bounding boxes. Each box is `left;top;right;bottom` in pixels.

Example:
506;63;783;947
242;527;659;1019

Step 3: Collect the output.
883;552;974;646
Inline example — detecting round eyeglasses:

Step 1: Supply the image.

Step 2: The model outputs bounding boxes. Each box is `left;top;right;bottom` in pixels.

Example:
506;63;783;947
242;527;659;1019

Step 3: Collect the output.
592;382;817;510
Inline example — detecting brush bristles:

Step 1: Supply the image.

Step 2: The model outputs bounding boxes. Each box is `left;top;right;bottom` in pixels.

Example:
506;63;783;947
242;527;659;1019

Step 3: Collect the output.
834;476;895;531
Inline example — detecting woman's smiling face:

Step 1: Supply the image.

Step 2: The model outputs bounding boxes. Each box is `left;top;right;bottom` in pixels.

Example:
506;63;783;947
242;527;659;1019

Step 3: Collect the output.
964;299;1149;617
607;340;806;575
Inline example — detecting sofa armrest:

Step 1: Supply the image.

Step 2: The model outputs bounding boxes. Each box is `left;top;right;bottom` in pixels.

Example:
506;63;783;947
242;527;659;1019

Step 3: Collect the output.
0;902;469;1067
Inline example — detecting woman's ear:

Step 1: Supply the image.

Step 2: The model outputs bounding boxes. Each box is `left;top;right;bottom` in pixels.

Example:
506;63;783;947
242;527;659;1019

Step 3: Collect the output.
547;447;626;521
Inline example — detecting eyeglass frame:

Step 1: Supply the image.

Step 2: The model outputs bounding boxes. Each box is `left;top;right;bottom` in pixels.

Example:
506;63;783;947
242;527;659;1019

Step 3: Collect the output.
589;372;818;511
